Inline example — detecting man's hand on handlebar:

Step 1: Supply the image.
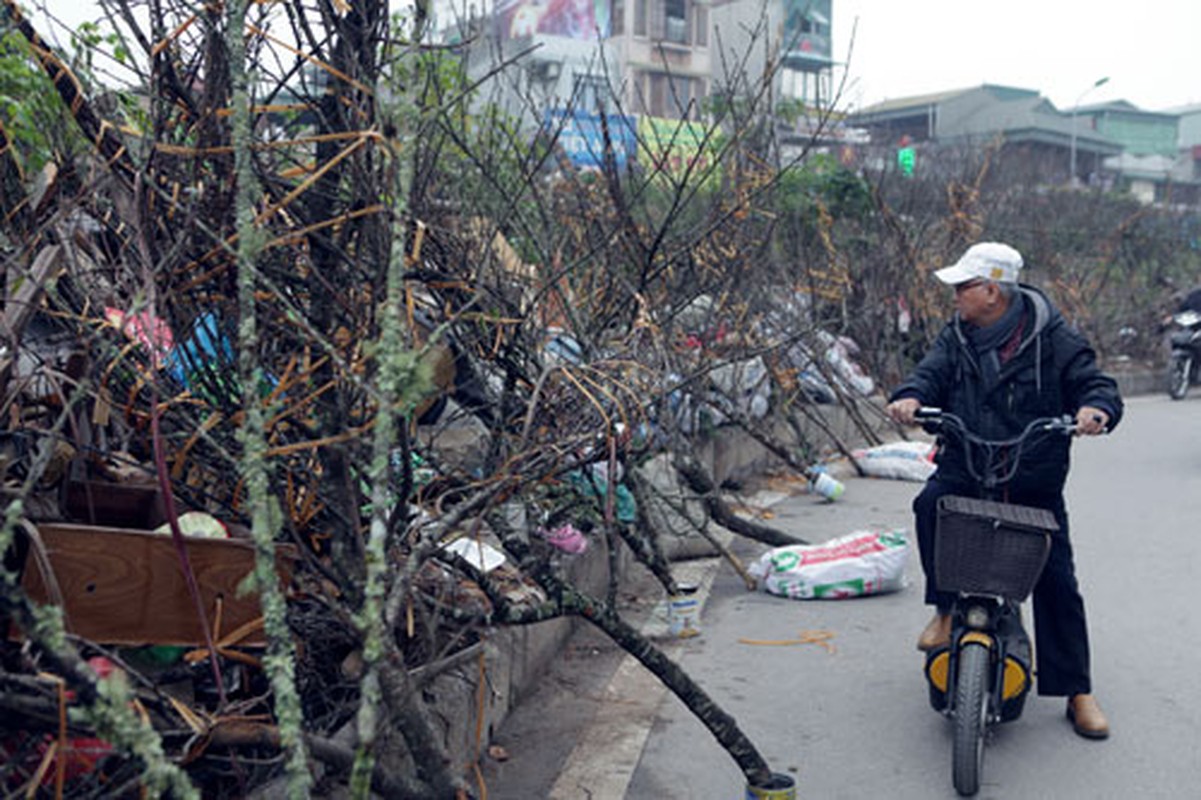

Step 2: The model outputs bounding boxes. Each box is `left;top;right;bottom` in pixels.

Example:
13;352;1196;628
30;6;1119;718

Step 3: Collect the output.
886;397;923;426
1075;406;1110;436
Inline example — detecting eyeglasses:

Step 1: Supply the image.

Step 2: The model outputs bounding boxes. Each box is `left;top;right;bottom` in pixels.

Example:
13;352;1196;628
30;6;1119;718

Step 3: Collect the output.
955;280;987;294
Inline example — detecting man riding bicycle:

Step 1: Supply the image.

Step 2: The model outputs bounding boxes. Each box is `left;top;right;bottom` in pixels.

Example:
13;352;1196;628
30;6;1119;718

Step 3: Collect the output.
885;242;1123;740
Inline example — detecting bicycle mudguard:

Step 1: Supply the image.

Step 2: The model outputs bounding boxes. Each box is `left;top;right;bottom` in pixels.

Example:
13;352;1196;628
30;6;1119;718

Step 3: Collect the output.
925;646;951;711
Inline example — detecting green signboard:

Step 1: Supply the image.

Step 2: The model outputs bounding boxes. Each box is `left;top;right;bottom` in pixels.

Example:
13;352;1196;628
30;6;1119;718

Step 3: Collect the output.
637;116;720;184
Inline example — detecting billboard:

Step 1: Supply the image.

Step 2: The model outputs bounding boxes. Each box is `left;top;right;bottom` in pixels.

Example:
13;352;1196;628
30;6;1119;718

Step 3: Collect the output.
543;108;638;169
495;0;610;41
781;0;833;71
637;116;721;184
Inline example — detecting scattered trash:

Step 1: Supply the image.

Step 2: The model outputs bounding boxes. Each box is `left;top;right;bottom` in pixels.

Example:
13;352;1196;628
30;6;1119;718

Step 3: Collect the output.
667;584;701;638
538;523;588;554
709;356;772;420
818;331;875;396
106;305;174;362
566;469;637;523
749;529;910;600
163;311;229;382
153;510;230;539
746;771;798;800
18;522;295;647
738;629;835;653
807;466;845;502
32;733;114;787
543;329;584;365
442;537;508;573
796;370;837;404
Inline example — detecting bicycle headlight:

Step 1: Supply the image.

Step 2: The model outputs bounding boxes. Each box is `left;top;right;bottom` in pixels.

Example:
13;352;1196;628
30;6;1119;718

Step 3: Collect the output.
965;606;990;630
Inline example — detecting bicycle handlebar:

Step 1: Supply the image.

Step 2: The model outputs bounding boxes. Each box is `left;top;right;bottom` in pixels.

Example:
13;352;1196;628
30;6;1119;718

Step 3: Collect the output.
914;407;1077;440
913;407;1077;489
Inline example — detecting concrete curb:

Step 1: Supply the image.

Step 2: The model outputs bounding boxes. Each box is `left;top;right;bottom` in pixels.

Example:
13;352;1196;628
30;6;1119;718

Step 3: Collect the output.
547;528;736;799
430;538;626;780
1113;368;1161;398
546;481;804;799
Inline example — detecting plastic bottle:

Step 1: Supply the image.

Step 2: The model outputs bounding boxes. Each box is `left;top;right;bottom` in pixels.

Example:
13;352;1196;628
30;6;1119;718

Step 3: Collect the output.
808;466;845;502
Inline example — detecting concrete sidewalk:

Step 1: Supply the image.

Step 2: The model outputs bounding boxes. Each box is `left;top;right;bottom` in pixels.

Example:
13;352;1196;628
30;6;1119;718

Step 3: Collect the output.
618;474;925;799
477;469;923;799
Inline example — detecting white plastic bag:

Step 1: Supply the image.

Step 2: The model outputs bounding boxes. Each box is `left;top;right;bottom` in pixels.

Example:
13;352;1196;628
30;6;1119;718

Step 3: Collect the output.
710;356;772;420
750;529;909;600
818;331;875;396
851;441;937;482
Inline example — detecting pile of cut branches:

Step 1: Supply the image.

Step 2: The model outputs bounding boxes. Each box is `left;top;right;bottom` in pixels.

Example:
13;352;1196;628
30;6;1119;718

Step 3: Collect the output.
0;1;896;796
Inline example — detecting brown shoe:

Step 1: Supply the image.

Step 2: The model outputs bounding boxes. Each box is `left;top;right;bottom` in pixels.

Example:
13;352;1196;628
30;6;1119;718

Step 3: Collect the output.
1067;694;1110;740
916;613;951;652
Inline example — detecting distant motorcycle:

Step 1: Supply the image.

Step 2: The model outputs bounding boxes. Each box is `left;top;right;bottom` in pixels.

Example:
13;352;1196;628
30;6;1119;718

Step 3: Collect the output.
1167;309;1201;400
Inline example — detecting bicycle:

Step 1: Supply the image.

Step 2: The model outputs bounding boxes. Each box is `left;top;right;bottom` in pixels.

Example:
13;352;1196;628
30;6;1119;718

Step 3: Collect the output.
913;407;1077;797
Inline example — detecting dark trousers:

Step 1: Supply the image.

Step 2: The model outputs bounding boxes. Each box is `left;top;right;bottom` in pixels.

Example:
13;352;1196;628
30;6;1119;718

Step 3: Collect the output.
914;476;1092;697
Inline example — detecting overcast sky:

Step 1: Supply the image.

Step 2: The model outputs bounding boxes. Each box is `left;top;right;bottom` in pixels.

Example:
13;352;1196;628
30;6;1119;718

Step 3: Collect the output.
33;0;1201;113
833;0;1201;113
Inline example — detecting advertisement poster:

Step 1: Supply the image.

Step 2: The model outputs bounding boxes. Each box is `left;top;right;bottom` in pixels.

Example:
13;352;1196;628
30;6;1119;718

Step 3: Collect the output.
637;115;720;183
543;109;638;169
495;0;610;41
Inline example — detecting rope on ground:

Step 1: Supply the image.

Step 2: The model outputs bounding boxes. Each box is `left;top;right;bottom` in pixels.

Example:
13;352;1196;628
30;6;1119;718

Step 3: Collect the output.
738;630;836;653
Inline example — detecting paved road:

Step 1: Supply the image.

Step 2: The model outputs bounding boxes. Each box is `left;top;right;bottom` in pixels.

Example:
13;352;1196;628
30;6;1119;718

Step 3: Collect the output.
527;393;1201;800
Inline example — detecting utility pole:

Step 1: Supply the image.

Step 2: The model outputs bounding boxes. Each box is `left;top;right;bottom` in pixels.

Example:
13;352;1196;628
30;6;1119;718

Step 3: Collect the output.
1070;76;1110;187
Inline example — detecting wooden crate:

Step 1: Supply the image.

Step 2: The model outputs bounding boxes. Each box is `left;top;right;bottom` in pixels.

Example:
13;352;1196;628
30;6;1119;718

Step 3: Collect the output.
62;479;163;529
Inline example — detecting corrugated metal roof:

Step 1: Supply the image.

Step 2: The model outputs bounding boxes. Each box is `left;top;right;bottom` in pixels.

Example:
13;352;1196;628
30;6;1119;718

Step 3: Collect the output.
851;84;1043;116
842;81;1126;159
941;94;1121;153
851;86;976;115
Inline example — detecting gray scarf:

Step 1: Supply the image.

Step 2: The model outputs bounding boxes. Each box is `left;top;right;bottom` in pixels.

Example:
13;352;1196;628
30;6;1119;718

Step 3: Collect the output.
965;292;1025;392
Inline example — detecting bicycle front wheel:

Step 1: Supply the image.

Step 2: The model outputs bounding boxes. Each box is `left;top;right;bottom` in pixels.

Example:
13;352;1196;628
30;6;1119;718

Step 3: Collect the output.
1169;354;1192;400
952;642;991;796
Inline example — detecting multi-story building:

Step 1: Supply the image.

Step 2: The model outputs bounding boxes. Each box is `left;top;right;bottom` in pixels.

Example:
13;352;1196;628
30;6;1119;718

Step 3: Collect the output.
1072;101;1197;204
461;0;833;115
451;0;837;169
1079;101;1178;158
709;0;832;108
609;0;712;119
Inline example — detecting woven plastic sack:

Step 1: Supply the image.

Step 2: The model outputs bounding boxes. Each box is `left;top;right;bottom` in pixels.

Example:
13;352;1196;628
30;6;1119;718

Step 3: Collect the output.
851;441;936;482
750;529;910;600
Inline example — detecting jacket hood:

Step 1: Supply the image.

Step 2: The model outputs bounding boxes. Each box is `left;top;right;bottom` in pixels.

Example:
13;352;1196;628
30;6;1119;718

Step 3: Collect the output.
950;284;1059;392
952;283;1058;352
1014;284;1056;356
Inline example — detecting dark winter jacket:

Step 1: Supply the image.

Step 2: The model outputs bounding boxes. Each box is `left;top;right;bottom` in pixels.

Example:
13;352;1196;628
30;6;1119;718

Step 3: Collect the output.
888;285;1124;498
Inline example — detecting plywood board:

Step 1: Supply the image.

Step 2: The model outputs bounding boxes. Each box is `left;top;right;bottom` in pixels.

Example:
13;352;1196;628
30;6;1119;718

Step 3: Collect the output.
19;523;296;647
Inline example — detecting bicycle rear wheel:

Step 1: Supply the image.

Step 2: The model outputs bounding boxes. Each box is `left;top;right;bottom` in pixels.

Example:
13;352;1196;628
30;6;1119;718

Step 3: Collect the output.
952;642;991;796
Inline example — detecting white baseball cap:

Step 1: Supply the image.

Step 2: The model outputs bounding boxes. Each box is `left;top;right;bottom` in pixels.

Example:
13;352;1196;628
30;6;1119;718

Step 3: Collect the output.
934;242;1023;285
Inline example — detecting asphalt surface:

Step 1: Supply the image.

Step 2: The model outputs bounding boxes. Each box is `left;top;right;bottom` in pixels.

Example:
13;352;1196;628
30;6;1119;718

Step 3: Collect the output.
482;393;1201;799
